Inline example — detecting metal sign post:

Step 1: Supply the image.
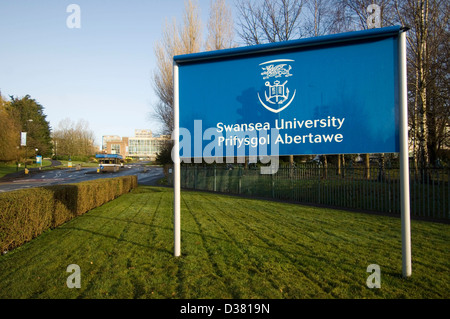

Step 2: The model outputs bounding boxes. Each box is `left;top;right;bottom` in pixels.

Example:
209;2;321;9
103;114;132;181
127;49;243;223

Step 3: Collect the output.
399;29;411;277
173;62;181;257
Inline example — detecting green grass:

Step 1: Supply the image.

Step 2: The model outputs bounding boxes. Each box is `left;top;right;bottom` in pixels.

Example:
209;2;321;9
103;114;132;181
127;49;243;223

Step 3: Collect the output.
0;160;52;178
0;186;448;299
0;163;17;178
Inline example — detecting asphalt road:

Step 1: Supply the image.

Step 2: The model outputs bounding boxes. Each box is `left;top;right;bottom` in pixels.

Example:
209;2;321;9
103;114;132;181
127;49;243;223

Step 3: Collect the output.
0;163;164;193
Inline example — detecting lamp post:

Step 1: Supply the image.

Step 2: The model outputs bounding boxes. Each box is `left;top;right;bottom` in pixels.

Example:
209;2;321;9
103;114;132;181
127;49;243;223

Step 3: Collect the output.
24;119;33;169
16;146;20;172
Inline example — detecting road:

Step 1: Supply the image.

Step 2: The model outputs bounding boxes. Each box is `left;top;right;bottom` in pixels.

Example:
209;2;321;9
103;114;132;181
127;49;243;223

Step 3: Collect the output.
0;163;164;193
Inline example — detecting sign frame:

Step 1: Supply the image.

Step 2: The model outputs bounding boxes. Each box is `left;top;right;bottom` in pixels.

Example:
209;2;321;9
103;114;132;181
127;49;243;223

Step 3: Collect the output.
173;26;411;277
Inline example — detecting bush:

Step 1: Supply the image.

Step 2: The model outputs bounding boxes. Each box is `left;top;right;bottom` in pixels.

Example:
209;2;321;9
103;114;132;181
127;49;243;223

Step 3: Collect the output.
0;175;137;253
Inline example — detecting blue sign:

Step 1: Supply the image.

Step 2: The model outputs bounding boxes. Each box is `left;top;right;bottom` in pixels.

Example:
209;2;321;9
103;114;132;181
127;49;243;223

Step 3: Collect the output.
36;155;42;164
175;26;402;158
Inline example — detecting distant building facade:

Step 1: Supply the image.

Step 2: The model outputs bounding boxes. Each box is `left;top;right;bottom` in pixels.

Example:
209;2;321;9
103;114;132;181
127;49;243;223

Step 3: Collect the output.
102;130;170;161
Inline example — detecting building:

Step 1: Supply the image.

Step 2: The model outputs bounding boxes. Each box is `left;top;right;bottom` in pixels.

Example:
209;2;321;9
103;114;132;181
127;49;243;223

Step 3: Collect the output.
102;135;121;151
134;129;152;139
102;130;170;161
104;136;128;157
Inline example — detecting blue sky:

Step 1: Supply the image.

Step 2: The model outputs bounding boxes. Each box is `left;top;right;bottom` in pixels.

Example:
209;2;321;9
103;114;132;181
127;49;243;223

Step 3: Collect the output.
0;0;231;147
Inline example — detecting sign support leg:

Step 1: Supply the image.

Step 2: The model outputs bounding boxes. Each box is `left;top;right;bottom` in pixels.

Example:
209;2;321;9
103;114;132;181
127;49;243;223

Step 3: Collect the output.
399;29;411;277
173;62;181;257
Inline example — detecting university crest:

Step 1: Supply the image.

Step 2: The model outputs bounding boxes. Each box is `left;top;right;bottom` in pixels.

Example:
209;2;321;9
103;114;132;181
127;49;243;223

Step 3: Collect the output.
257;59;296;113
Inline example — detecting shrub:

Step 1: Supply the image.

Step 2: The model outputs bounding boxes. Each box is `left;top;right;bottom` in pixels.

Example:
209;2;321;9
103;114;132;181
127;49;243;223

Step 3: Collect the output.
0;175;137;252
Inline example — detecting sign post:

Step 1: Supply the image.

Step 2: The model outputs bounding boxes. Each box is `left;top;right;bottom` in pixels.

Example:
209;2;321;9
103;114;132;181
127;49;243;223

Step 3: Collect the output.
399;29;411;277
173;26;411;276
173;62;181;257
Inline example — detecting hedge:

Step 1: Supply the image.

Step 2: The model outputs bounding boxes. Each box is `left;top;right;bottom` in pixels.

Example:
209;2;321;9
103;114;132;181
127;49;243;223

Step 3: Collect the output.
0;175;137;253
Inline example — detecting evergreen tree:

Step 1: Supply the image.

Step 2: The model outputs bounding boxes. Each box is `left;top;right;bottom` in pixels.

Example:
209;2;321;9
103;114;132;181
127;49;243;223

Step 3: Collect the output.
9;95;53;157
0;94;21;162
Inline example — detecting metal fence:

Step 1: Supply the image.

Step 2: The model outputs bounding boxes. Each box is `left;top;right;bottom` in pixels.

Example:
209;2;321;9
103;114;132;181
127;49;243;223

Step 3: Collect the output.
168;163;449;220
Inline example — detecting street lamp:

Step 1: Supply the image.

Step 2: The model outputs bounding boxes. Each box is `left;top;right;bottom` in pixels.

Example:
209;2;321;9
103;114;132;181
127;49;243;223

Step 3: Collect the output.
24;119;33;169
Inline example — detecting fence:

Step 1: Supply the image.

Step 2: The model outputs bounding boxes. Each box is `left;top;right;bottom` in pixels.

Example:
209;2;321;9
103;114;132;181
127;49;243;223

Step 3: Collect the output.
168;163;449;220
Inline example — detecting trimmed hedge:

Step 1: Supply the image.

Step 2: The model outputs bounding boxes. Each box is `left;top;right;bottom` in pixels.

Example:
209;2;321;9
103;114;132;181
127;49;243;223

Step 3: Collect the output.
0;175;137;252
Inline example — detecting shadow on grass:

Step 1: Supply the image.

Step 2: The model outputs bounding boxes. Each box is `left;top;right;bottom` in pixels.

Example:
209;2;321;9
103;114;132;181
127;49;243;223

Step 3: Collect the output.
65;213;304;261
53;225;173;257
131;187;167;194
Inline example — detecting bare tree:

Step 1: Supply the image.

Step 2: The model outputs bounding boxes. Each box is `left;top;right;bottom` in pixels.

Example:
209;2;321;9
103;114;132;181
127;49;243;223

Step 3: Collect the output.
303;0;335;36
427;2;450;163
328;1;396;178
331;0;396;31
402;0;430;168
52;118;96;158
206;0;235;50
317;0;449;169
395;0;449;168
180;0;203;54
152;0;203;134
153;19;179;134
236;0;305;45
233;0;449;169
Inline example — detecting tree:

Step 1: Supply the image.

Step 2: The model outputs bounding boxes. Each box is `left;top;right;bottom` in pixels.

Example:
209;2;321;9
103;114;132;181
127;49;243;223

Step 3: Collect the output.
394;0;449;168
303;0;336;37
236;0;305;45
205;0;235;50
0;94;21;162
52;118;96;159
155;139;174;165
180;0;203;54
152;0;236;134
337;0;449;168
234;0;449;169
152;0;203;134
8;95;52;157
335;1;402;177
332;0;396;31
236;0;307;168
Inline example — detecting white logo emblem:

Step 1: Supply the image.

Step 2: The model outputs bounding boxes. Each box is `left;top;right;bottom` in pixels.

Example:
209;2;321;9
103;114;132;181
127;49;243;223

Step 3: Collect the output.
257;59;296;113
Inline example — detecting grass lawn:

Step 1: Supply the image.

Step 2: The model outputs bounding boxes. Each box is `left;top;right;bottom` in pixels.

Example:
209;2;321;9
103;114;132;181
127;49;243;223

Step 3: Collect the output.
0;160;52;178
0;186;448;299
0;163;17;179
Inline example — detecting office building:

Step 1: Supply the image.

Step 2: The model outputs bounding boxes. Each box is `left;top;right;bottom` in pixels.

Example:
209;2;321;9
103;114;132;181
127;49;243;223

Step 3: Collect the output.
102;130;170;161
